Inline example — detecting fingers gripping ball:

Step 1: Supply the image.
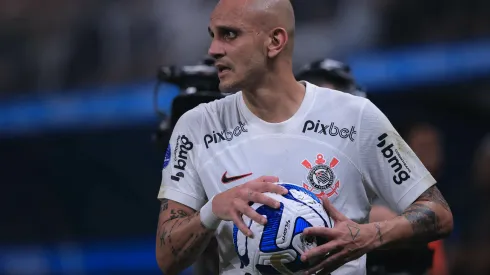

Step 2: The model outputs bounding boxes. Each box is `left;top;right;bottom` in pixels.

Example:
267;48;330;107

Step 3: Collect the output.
233;183;334;274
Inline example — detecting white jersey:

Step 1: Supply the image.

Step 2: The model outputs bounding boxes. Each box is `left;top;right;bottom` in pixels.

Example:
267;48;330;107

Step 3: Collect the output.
158;81;435;275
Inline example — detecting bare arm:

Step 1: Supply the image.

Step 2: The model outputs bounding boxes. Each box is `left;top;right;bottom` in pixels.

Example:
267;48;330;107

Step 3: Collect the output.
369;205;397;223
372;186;453;249
156;199;215;275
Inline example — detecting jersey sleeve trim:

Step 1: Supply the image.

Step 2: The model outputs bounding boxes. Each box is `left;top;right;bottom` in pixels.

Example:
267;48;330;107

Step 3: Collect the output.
396;173;436;212
158;187;207;211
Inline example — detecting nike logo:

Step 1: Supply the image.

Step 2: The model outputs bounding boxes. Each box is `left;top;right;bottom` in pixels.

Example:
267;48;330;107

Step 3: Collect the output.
221;171;253;184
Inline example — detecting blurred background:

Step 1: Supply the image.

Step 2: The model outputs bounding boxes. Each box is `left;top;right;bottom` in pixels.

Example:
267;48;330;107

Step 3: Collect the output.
1;0;490;274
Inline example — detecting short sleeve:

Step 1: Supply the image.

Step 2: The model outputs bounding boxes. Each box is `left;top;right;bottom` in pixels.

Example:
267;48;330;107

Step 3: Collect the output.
358;100;436;213
157;108;207;211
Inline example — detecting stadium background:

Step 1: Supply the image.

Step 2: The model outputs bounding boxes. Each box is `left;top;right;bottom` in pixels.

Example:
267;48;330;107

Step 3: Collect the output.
1;0;489;274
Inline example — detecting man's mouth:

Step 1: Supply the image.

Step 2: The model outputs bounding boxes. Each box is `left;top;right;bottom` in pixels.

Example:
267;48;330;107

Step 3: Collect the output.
216;64;231;75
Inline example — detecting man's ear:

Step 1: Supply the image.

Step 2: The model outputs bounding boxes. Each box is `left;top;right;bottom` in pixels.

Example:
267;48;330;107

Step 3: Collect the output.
267;27;288;58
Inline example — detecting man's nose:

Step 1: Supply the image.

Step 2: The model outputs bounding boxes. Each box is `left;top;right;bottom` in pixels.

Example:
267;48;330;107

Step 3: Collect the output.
208;39;225;60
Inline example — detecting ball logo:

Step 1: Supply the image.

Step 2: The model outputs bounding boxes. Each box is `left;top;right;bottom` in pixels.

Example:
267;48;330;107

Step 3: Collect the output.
301;154;341;198
282;220;291;243
302;120;357;141
203;121;248;149
170;135;194;182
377;133;411;185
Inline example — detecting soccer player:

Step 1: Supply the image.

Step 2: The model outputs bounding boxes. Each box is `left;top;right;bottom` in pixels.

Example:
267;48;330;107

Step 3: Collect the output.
155;1;453;275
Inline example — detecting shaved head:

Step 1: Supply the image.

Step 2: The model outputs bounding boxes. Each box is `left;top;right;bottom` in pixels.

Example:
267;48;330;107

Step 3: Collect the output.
208;0;297;92
213;0;295;53
247;0;296;38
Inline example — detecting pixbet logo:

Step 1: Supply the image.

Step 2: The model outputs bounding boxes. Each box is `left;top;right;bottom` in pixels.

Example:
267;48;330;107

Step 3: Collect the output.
377;133;411;185
204;121;248;149
171;135;194;182
302;120;357;141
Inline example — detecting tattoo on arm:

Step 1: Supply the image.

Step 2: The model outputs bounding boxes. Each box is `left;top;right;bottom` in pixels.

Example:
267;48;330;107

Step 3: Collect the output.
160;199;169;213
168;209;189;220
158;209;191;248
347;224;360;241
167;213;208;258
400;186;452;243
416;186;451;212
157;202;211;269
402;203;439;239
374;223;383;244
159;228;167;247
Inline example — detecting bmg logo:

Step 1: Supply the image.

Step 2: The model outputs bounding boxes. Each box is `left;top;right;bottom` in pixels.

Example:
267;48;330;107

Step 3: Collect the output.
171;135;194;182
377;133;411;185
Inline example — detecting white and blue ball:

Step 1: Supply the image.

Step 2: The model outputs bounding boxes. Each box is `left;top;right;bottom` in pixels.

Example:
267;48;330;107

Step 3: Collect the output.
232;183;334;275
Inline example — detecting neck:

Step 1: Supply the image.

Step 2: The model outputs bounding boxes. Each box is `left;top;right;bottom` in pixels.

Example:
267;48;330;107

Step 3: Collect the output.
242;70;305;123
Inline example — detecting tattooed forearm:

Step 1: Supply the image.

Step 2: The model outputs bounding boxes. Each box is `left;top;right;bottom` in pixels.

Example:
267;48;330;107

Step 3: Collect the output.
167;212;197;254
158;203;191;248
159;226;170;248
159;210;194;248
156;202;214;274
168;215;210;259
402;203;439;241
416;186;451;212
160;199;169;212
167;209;189;220
372;186;452;251
400;185;452;242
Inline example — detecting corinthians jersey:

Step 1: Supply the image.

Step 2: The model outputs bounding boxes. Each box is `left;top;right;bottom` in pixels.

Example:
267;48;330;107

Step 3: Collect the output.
158;81;436;275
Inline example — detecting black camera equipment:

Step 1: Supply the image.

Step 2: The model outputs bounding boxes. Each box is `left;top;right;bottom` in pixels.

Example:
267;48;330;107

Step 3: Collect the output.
296;58;367;98
153;56;226;144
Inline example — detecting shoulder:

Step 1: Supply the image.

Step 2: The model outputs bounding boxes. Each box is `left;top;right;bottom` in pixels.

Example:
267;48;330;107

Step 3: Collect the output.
196;92;240;118
308;84;371;124
178;92;238;122
173;104;203;134
312;84;369;112
174;92;241;137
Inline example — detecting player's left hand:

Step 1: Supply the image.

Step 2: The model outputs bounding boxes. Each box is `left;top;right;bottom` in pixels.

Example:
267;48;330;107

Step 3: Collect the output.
300;196;377;275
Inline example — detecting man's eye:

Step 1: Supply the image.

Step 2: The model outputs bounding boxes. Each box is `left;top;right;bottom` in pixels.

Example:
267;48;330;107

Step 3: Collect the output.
224;31;237;40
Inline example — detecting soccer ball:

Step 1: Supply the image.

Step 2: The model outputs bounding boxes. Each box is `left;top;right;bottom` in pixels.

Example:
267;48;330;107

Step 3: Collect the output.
232;183;334;275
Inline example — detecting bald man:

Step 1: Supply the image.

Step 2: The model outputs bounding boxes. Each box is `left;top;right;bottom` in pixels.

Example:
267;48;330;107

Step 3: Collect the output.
155;1;453;274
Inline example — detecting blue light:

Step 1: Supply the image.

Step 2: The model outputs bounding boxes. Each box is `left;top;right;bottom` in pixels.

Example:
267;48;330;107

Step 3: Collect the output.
0;238;194;274
0;81;179;137
1;39;490;137
348;39;490;91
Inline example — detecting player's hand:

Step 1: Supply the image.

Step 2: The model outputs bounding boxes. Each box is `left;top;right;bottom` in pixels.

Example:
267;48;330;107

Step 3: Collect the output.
300;196;377;275
212;176;288;237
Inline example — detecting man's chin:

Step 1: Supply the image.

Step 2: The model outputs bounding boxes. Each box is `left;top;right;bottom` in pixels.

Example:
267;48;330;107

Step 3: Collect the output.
219;81;240;93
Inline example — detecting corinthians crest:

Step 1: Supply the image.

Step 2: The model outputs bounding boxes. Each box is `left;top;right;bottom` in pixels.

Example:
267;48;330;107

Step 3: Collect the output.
301;153;341;198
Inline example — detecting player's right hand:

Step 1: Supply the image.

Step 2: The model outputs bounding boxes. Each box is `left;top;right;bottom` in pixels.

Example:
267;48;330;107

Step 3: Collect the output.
212;176;288;236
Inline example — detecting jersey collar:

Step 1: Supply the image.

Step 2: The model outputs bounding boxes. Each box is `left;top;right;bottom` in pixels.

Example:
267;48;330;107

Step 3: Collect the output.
238;81;316;132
